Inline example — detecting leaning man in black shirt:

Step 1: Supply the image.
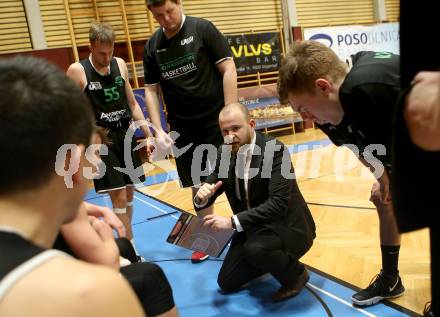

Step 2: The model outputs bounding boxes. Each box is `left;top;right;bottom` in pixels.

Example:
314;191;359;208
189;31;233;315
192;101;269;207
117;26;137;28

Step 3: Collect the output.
278;40;404;307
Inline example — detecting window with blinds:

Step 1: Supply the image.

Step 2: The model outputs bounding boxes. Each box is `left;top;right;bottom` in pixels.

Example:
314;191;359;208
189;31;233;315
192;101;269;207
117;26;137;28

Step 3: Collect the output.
295;0;375;28
385;0;399;22
39;0;282;48
0;0;32;53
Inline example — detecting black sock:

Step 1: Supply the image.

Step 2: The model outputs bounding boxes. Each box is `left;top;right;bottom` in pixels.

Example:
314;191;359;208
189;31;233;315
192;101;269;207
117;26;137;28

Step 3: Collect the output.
295;262;305;275
381;245;400;277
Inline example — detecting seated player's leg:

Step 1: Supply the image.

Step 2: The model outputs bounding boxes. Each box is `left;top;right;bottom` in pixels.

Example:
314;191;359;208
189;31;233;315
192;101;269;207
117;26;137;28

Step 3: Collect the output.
120;262;178;317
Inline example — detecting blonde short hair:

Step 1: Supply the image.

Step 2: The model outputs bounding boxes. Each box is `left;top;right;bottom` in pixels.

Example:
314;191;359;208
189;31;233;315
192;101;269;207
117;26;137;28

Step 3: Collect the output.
89;21;115;44
277;40;346;103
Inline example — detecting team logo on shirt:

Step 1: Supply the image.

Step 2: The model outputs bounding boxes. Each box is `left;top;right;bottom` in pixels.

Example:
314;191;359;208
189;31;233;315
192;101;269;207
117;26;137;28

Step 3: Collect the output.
159;53;197;80
88;81;102;90
180;36;194;46
100;109;126;122
115;76;124;87
374;52;392;59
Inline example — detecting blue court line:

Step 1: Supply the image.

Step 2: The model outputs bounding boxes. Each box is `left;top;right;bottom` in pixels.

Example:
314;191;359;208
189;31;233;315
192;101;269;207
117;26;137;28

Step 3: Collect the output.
143;170;179;186
287;138;332;154
83;191;418;317
85;192;172;225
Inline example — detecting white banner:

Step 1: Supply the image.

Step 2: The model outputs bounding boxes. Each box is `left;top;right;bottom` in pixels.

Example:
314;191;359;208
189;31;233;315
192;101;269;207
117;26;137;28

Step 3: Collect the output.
303;23;399;61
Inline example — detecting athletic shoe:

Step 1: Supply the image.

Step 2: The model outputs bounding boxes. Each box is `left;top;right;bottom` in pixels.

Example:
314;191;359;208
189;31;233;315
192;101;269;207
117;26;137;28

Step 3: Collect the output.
191;251;209;263
351;271;405;306
423;302;433;317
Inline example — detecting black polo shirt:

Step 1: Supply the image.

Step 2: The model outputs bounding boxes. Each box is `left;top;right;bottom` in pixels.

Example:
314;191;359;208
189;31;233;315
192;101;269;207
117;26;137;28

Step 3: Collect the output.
143;16;231;127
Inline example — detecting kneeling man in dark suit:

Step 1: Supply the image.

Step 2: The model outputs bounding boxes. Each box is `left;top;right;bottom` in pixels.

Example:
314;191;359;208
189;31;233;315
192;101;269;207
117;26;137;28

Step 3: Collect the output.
194;102;316;302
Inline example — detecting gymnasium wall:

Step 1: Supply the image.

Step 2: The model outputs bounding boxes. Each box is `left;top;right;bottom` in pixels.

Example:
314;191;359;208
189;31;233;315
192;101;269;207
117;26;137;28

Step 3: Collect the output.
1;0;399;55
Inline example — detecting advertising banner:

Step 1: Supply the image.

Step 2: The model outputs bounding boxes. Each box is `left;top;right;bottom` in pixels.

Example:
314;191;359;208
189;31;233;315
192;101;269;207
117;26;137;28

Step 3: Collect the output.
227;32;282;75
303;23;399;61
133;88;168;138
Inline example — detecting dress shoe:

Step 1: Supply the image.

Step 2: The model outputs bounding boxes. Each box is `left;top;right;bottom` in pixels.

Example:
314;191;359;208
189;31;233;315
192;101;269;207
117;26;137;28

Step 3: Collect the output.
272;269;310;302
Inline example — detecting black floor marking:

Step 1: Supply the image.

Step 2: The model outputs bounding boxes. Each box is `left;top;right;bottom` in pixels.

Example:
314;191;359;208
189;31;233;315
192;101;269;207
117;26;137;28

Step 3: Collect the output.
305;284;334;317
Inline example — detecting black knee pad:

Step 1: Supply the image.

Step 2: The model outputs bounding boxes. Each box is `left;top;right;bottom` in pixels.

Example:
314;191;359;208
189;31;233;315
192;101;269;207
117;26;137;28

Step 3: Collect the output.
121;262;175;316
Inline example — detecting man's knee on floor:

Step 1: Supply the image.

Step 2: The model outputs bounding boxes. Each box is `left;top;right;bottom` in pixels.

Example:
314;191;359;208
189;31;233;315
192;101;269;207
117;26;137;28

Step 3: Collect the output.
217;274;241;293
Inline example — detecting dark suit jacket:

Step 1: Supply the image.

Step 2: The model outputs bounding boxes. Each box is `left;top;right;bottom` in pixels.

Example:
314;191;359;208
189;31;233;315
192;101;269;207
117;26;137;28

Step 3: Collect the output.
197;132;316;259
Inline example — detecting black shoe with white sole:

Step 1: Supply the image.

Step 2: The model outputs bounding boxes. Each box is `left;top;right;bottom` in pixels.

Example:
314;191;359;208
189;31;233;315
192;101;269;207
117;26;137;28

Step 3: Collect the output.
351;271;405;307
423;301;434;317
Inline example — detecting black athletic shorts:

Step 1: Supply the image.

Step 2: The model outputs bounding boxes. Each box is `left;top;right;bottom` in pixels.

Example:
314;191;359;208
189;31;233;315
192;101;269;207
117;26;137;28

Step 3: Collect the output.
94;126;145;192
54;235;175;316
120;262;175;316
171;123;223;188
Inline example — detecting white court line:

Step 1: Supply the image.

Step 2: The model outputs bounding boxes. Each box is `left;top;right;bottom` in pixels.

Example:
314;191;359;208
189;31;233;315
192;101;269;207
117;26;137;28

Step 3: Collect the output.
307;282;377;317
103;195;111;208
134;194;179;220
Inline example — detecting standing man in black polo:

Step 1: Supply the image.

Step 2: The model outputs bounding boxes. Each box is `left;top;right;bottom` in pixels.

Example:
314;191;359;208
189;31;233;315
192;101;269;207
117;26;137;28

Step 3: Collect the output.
143;0;237;263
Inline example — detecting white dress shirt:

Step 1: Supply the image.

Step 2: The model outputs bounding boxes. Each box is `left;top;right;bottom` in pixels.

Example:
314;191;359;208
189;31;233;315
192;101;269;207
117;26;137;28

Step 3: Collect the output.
232;131;256;232
194;131;256;233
